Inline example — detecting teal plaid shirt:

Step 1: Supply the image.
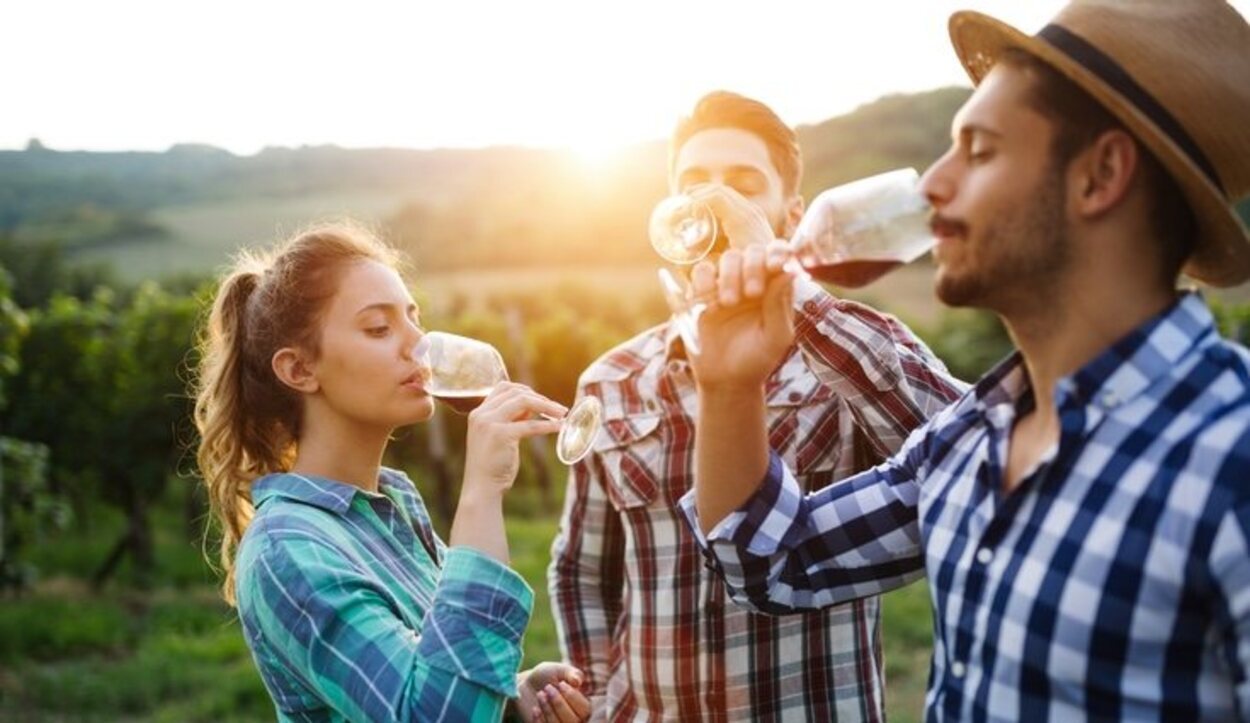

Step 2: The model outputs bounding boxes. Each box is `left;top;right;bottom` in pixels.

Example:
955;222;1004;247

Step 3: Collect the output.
235;468;534;722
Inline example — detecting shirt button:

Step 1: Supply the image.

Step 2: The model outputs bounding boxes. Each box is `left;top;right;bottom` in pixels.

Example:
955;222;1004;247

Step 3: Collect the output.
788;391;802;403
976;548;993;565
645;399;657;412
1102;390;1121;407
951;661;967;678
803;300;819;315
666;360;684;375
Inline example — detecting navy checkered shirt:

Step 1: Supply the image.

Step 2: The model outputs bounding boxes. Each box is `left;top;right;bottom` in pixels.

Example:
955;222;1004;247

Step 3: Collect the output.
681;292;1250;721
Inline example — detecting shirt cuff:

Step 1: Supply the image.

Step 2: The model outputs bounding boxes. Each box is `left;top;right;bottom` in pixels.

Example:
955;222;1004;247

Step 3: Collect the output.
419;546;535;697
679;452;806;559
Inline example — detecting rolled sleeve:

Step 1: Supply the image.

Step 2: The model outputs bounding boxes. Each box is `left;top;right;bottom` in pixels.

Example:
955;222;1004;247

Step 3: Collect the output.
682;435;930;614
422;546;534;697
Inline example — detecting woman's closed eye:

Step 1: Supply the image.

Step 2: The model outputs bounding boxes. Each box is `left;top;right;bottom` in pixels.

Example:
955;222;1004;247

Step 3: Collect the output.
365;325;391;338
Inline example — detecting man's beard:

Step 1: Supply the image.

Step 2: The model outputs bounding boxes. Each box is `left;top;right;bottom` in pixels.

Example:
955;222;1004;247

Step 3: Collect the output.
937;167;1071;312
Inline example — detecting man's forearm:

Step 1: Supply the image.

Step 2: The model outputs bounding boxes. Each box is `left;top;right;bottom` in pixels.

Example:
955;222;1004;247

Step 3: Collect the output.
695;384;770;534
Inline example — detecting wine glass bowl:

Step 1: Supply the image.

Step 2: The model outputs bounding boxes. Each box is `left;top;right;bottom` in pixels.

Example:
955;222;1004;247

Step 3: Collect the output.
415;331;603;464
649;195;719;265
420;332;506;410
791;168;933;288
651;168;934;354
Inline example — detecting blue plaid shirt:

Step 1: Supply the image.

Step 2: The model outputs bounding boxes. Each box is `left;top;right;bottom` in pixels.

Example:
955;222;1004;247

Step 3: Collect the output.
235;468;534;722
682;293;1250;721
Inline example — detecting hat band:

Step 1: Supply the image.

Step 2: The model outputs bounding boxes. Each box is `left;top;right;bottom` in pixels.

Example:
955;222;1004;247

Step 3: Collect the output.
1038;23;1224;194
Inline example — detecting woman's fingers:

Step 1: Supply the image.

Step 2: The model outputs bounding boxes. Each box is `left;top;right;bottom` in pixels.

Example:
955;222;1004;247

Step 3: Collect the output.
537;683;587;722
489;391;568;424
474;383;567;423
559;680;591;719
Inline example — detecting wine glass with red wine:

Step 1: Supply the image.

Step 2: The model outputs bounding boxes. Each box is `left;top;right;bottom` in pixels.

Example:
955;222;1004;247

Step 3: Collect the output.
416;331;603;465
651;167;933;354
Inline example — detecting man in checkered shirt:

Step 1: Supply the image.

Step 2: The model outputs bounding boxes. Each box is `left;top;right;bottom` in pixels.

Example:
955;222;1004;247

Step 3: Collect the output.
547;91;966;721
683;1;1250;721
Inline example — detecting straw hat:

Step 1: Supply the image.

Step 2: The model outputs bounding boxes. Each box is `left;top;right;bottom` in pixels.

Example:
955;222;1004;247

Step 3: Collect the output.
948;0;1250;287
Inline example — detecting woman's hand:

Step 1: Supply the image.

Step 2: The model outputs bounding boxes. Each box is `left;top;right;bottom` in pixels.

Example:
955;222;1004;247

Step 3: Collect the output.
515;662;591;722
462;382;565;496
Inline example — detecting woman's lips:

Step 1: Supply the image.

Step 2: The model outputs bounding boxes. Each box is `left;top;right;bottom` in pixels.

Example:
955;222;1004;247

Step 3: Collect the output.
401;369;431;392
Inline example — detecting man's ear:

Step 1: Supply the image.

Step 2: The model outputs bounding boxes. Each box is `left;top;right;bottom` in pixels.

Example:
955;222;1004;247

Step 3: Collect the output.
783;194;805;239
1071;128;1139;219
272;347;319;394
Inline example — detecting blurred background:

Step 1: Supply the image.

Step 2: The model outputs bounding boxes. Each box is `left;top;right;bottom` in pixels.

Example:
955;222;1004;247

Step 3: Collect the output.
2;1;1248;720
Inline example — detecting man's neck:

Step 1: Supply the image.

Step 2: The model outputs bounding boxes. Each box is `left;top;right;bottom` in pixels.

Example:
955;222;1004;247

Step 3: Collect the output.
1003;272;1177;417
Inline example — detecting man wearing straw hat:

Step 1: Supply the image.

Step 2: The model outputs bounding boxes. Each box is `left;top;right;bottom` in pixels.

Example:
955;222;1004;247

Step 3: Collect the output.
680;0;1250;719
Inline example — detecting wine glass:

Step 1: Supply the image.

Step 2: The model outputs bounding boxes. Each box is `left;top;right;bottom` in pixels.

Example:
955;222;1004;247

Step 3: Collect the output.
414;331;603;465
649;194;720;264
652;167;933;354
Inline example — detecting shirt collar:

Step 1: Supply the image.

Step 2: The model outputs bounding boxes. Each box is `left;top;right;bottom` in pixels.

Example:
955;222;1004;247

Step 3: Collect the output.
1063;292;1216;411
972;291;1217;415
251;468;413;516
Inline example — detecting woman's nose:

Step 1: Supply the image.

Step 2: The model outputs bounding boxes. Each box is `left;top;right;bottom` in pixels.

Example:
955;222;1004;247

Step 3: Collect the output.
406;329;429;362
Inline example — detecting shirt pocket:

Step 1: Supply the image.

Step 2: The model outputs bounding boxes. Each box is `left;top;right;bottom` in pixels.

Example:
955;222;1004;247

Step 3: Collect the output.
766;381;861;490
592;413;663;510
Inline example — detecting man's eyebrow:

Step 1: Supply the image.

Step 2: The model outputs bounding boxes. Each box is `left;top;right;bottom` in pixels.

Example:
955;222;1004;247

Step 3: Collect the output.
956;123;1004;142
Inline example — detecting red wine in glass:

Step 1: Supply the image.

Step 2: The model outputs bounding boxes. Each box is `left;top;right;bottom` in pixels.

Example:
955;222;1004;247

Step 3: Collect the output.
432;390;490;415
804;258;904;288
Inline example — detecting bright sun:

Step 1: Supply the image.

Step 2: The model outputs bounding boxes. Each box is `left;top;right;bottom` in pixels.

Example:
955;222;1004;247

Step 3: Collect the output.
569;138;625;166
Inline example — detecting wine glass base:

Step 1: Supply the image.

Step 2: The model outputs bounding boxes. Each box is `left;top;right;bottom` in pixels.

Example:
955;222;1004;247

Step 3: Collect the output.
556;396;603;465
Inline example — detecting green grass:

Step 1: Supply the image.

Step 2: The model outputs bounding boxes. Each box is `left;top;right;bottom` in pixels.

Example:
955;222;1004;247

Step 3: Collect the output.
1;504;935;722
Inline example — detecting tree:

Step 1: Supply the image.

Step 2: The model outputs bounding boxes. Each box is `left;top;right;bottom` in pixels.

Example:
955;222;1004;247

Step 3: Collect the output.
2;284;199;587
0;265;63;592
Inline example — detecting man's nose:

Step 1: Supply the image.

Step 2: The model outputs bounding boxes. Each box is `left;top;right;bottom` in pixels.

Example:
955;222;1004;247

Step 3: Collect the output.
919;151;956;208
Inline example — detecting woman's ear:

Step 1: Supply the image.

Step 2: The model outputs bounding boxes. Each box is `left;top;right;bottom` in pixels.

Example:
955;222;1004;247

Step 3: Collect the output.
272;347;319;394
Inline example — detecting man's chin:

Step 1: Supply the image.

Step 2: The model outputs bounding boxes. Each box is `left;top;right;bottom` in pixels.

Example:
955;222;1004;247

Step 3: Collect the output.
934;269;981;309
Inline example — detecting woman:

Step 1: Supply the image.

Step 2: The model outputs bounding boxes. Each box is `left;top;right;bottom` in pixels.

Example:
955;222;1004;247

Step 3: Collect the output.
193;223;589;722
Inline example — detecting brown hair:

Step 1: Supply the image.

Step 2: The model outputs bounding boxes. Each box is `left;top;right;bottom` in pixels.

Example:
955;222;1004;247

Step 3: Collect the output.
192;222;401;604
669;90;803;196
997;48;1197;283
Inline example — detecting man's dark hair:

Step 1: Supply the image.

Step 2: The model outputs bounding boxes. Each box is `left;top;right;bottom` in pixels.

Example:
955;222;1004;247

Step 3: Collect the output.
669;91;803;196
997;48;1197;282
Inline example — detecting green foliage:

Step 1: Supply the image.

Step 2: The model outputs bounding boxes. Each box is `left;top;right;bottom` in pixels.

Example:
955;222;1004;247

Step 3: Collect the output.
0;438;66;590
918;308;1014;381
0;236;118;309
1212;297;1250;346
0;265;28;407
0;592;268;721
0;594;131;662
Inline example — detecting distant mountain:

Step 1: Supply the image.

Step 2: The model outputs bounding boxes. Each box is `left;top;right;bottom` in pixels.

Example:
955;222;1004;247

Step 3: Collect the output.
0;87;981;278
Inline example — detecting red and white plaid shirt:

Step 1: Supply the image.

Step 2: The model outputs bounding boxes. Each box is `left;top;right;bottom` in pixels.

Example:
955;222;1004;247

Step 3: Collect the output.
549;281;967;722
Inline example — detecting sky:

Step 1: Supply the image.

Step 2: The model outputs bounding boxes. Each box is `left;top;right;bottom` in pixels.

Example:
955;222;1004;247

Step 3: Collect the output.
5;0;1248;158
